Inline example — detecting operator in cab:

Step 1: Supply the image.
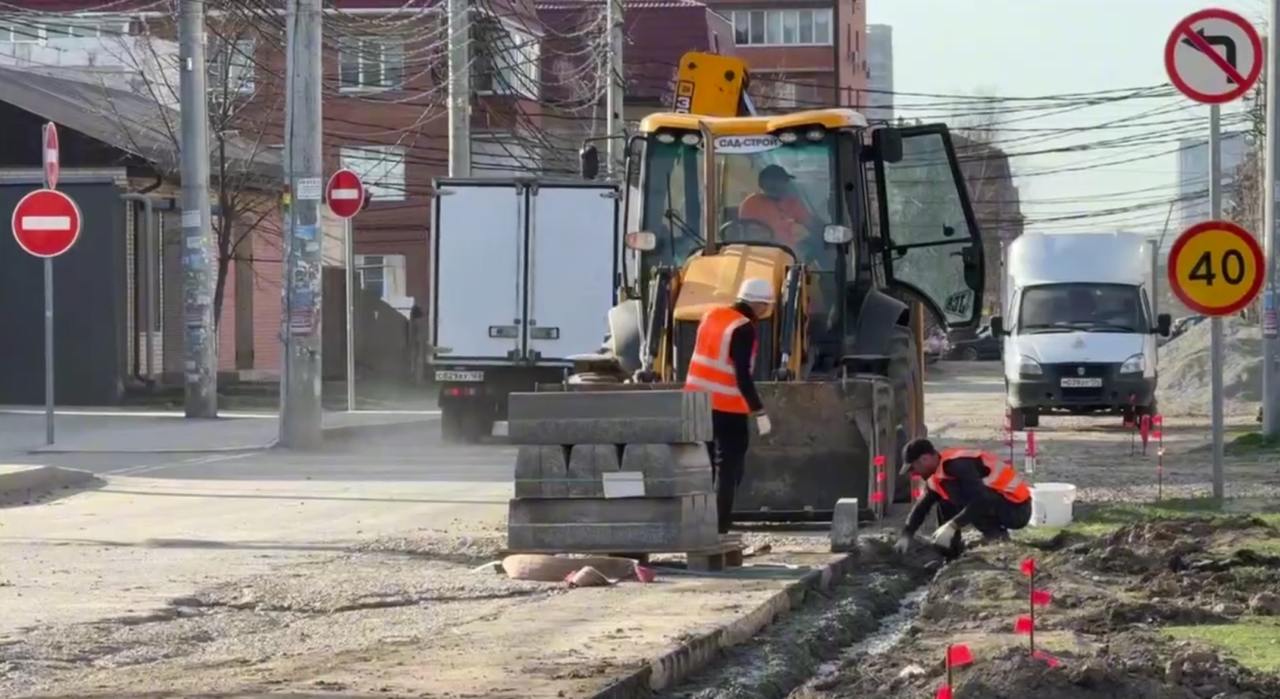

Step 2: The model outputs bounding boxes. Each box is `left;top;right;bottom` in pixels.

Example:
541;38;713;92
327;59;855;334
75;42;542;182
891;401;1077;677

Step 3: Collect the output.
684;278;774;535
738;164;814;253
893;439;1032;559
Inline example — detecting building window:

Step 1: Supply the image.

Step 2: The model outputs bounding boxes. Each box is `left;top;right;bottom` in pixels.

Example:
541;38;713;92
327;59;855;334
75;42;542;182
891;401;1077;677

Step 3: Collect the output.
731;9;832;46
210;39;256;94
339;37;404;91
340;145;407;202
355;254;409;307
473;19;540;99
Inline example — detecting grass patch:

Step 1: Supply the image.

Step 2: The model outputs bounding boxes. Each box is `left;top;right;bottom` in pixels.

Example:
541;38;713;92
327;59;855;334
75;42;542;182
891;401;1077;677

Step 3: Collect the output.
1014;497;1280;543
1226;431;1280;456
1164;618;1280;673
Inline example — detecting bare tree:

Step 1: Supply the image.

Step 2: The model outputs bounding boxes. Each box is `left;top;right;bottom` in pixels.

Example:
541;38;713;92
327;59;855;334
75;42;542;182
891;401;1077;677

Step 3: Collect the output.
94;2;283;328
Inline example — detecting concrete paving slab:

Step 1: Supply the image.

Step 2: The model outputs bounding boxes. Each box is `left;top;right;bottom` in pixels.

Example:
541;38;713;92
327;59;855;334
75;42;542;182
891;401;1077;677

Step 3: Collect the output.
508;391;712;444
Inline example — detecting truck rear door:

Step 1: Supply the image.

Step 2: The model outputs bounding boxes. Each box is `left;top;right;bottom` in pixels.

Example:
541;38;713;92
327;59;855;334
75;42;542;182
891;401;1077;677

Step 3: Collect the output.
874;124;985;329
525;183;619;362
433;181;524;362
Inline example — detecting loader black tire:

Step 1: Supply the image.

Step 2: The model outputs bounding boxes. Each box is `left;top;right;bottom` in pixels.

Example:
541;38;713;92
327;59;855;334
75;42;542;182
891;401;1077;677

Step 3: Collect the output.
886;324;922;504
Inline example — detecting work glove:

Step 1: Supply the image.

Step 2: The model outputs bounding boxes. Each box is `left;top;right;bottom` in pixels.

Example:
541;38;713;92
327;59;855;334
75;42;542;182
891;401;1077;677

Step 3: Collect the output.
931;521;958;547
755;413;772;436
893;534;912;555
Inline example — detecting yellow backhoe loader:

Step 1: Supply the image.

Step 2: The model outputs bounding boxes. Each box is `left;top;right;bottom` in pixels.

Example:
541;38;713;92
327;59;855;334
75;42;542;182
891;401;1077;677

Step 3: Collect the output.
570;52;986;520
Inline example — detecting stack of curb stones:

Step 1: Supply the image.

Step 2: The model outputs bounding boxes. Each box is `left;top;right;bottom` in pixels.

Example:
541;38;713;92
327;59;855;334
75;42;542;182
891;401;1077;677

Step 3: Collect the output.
506;390;721;554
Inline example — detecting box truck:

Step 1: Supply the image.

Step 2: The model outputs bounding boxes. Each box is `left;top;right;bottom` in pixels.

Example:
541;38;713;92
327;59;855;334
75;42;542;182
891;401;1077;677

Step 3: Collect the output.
430;178;620;441
991;232;1171;429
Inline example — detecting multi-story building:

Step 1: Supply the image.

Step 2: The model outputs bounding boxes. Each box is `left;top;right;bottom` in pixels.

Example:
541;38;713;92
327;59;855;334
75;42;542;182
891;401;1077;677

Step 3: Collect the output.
0;1;551;387
707;0;868;111
865;23;892;121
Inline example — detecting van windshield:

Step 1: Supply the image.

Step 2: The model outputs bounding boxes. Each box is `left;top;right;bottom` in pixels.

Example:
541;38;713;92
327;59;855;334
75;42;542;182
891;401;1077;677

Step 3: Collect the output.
1018;283;1147;334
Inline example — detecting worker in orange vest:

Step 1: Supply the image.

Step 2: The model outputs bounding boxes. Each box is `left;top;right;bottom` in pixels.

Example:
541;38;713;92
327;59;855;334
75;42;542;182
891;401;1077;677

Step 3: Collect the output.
685;278;774;535
893;438;1032;559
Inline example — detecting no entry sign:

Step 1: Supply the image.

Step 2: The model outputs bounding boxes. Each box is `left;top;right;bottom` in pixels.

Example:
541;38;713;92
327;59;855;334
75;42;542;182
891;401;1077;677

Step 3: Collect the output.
43;122;59;189
1168;220;1265;316
326;168;365;219
1165;9;1263;104
11;188;82;258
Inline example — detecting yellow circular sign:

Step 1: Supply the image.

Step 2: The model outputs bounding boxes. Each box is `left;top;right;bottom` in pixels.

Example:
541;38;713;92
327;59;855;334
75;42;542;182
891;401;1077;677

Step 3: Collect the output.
1168;221;1264;316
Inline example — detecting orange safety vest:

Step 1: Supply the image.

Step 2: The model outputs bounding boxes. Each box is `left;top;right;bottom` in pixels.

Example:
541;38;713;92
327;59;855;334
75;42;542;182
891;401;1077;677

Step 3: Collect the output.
683;305;757;414
927;448;1031;504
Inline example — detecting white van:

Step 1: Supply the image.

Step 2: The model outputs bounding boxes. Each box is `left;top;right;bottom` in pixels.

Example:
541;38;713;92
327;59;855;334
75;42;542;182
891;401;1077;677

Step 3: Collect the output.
990;232;1171;429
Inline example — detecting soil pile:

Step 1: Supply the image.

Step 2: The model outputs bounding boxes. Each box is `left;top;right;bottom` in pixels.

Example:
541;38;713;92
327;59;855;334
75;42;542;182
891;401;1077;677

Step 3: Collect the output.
1159;318;1263;415
783;517;1280;699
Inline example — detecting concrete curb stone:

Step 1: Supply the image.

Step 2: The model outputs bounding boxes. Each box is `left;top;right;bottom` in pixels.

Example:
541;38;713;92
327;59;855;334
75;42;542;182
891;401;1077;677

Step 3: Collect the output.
587;551;858;698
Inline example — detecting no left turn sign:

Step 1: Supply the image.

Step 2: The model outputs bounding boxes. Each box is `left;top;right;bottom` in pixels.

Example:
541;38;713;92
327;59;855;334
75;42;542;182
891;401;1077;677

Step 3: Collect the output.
1165;9;1263;104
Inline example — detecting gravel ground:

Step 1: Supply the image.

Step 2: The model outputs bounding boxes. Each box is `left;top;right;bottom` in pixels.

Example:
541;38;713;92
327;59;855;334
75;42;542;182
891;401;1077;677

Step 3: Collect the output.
0;534;559;698
926;361;1280;504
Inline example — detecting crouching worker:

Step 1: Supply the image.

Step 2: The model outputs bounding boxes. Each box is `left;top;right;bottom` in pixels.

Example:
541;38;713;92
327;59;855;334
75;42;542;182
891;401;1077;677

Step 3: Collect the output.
892;439;1032;559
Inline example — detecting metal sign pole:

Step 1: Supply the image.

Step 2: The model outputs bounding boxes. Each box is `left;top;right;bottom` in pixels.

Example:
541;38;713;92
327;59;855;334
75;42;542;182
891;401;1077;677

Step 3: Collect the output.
346;217;356;412
1209;104;1225;499
44;257;53;445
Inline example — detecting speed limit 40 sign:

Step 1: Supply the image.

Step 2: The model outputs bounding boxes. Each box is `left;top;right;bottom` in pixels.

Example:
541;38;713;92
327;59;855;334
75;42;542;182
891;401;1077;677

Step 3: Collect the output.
1168;220;1264;316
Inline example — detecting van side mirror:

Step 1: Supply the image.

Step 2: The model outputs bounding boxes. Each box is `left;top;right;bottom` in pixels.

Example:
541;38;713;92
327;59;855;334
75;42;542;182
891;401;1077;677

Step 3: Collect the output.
1155;313;1172;337
873;128;903;164
990;316;1005;336
579;144;600;180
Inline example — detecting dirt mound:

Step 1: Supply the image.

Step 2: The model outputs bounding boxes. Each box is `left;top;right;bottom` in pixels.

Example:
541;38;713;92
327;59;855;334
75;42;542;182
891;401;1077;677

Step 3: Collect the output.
1159;318;1263;415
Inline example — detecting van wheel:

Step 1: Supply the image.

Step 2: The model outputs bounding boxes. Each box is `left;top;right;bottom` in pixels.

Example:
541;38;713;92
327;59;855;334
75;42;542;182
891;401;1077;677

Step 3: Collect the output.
1008;407;1027;431
1023;409;1040;428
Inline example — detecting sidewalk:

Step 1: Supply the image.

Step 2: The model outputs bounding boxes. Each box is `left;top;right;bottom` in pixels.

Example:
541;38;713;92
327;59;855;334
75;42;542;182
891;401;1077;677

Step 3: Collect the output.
0;408;439;454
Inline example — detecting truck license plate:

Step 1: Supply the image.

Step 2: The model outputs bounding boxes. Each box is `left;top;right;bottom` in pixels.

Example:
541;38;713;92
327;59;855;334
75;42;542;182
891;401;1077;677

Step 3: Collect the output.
1060;377;1102;388
436;370;484;382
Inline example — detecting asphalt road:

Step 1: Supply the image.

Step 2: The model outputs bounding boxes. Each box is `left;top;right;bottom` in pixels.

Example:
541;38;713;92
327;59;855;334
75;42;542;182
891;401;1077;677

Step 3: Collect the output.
10;417;518;483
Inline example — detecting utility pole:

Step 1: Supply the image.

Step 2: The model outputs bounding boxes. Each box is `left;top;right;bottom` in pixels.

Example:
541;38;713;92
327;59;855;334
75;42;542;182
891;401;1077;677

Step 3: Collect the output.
605;0;625;176
1263;1;1280;437
279;0;325;448
1210;104;1225;499
179;0;217;418
447;0;471;176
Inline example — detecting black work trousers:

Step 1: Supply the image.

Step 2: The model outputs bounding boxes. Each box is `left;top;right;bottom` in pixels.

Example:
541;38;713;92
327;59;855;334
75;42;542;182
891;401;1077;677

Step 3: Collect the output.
707;410;750;534
936;488;1032;559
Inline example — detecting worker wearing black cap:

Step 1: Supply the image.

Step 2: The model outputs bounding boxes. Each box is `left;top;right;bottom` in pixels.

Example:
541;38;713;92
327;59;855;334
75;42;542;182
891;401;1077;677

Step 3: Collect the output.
893;438;1033;559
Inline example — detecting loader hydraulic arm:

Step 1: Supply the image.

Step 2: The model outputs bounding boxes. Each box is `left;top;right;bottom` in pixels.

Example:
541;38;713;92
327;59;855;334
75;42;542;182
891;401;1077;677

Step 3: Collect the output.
671;51;758;118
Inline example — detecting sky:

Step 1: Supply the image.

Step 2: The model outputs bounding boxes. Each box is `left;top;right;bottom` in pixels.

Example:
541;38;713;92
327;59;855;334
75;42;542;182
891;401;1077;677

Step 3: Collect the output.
867;0;1270;237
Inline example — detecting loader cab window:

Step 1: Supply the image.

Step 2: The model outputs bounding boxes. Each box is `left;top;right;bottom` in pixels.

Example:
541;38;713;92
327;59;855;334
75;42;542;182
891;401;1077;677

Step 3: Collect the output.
639;132;839;273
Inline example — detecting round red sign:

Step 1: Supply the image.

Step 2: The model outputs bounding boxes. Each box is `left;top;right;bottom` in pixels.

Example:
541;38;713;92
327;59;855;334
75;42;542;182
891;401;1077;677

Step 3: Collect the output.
326;169;365;219
11;188;82;258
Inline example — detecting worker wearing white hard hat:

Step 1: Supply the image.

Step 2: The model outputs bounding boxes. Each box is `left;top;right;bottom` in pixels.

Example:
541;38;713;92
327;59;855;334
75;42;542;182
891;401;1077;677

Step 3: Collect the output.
684;277;774;534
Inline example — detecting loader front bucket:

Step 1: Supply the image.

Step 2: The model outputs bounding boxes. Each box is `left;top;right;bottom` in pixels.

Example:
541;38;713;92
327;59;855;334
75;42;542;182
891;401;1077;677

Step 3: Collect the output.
734;376;897;521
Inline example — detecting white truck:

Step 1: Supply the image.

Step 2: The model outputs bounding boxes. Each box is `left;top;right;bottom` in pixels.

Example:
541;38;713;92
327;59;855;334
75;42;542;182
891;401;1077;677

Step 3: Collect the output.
430;178;620;441
991;232;1172;429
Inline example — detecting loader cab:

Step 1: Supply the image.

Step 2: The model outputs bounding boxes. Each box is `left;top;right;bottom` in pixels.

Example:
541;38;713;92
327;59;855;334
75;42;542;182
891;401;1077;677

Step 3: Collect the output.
619;110;985;346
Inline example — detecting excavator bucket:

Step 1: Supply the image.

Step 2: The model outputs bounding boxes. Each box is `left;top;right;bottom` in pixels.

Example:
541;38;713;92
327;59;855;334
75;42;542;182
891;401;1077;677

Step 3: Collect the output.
735;377;898;520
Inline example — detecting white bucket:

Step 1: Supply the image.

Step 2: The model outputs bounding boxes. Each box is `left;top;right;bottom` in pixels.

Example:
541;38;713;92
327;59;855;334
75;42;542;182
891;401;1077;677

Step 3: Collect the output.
1030;483;1077;527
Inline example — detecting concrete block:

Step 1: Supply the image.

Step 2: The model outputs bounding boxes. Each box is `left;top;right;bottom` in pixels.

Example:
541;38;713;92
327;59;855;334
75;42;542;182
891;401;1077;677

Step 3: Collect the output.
513;445;570;498
621;443;713;497
507;391;712;444
506;494;719;552
830;498;860;552
566;444;621;497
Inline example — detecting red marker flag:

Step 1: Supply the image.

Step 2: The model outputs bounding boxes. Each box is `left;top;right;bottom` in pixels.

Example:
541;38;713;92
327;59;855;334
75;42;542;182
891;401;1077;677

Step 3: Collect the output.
1015;615;1034;634
1032;589;1052;606
946;643;974;668
874;454;887;467
877;470;888;482
934;685;953;699
1033;649;1062;668
870;491;885;503
1020;557;1037;576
